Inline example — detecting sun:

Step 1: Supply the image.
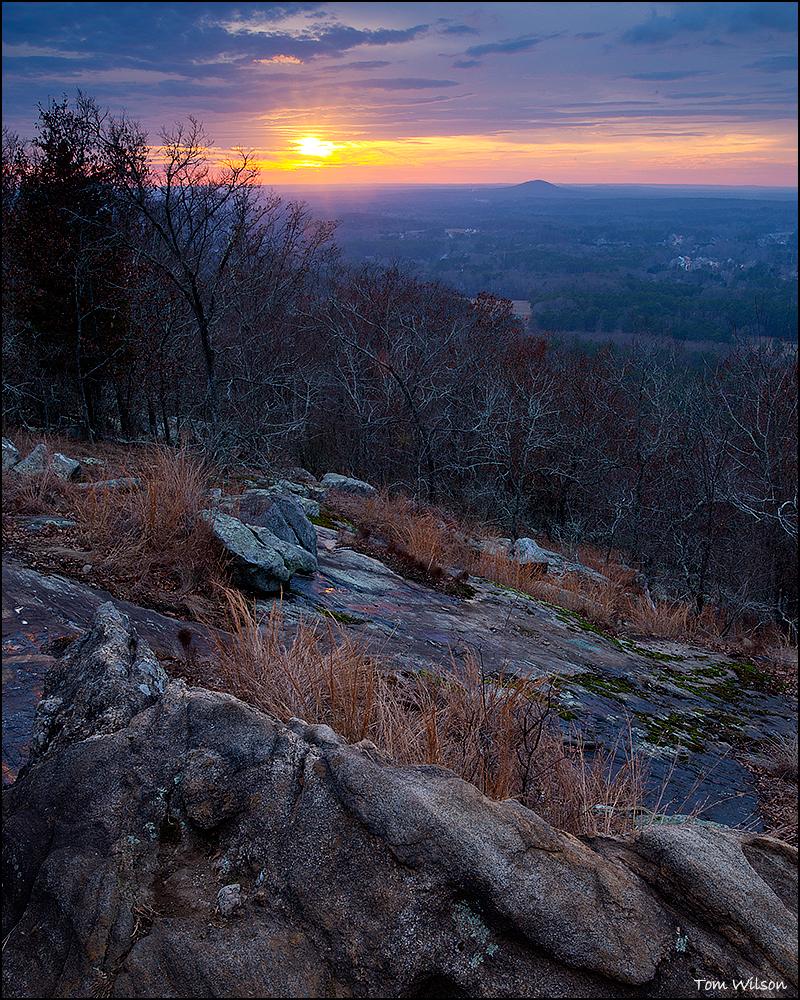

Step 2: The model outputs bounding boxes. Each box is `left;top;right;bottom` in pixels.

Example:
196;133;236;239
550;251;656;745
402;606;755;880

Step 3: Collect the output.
295;135;337;158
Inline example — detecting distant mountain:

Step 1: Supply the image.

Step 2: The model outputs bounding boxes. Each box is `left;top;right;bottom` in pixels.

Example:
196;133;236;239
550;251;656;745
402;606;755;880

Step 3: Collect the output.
488;178;578;200
509;179;560;193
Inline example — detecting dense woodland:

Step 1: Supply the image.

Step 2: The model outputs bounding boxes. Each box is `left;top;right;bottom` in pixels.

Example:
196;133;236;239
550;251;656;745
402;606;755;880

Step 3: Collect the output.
2;97;797;630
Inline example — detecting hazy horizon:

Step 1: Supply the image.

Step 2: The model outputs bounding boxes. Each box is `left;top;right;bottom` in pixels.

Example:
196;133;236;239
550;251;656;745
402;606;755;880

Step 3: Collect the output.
3;2;798;186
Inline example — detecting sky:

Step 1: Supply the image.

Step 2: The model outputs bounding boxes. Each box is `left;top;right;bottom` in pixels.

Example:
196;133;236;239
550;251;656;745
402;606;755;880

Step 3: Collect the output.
2;1;798;186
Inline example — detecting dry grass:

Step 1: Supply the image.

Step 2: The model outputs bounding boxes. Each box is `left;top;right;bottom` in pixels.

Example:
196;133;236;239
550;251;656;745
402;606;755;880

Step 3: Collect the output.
625;596;702;640
2;465;77;517
471;550;627;633
72;447;224;599
471;549;548;593
336;492;472;570
744;733;798;845
214;589;647;836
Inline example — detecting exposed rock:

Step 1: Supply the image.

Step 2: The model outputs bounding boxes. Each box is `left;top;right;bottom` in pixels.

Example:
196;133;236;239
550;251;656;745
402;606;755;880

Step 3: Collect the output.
202;508;316;593
28;602;168;764
320;471;377;497
2;437;20;471
515;537;607;583
478;534;607;584
50;451;82;480
238;492;318;554
216;883;243;918
513;536;553;566
11;443;49;476
2;608;797;999
75;476;141;491
10;443;82;481
238;485;320;521
18;515;78;535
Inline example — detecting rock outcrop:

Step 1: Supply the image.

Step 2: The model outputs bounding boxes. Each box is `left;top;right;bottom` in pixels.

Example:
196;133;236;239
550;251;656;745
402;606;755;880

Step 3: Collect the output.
3;606;796;999
480;534;608;583
238;487;321;525
9;442;82;480
321;471;377;497
2;436;20;471
202;508;317;593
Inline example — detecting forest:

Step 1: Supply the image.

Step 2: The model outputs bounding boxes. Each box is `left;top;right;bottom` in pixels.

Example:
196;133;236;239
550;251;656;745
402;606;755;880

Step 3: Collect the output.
2;96;797;632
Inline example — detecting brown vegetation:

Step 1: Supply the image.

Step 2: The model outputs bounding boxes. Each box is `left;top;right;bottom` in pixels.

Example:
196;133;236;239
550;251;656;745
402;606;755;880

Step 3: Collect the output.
324;489;797;687
215;589;647;837
3;443;226;616
73;448;223;599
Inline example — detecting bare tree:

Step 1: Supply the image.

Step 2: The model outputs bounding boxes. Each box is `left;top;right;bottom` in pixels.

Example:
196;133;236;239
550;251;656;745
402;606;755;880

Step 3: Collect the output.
93;105;267;434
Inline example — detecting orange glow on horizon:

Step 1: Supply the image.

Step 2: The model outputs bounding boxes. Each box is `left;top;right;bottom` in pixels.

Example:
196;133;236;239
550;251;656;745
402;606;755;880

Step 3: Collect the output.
146;123;797;188
232;124;797;186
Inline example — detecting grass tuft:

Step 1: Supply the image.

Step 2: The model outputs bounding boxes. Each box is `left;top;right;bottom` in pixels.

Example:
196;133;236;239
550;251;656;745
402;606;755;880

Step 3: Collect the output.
214;590;648;836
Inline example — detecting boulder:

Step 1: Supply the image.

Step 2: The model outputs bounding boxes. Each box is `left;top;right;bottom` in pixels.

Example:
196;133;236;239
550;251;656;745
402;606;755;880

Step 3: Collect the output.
10;443;82;481
2;437;20;471
478;536;607;583
280;467;319;487
11;442;49;476
202;509;316;593
240;485;320;520
320;471;377;497
238;492;319;553
2;607;796;999
513;536;552;566
50;451;82;481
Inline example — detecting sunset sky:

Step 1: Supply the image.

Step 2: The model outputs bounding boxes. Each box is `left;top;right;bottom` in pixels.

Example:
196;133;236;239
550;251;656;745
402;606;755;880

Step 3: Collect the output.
2;1;797;186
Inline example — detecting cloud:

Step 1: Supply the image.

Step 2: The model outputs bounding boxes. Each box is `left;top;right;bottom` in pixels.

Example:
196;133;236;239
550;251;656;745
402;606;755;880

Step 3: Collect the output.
326;60;392;72
747;53;798;72
465;34;548;58
219;15;430;53
627;70;709;81
254;54;303;65
439;23;479;36
1;41;85;59
354;78;460;90
2;0;796;186
622;2;797;45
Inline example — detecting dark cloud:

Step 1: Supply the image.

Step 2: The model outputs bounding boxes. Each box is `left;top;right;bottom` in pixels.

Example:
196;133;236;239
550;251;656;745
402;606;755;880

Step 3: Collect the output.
465;34;546;58
1;4;428;68
747;53;798;72
221;22;431;60
325;60;392;72
438;22;479;36
452;59;482;69
627;71;709;81
622;2;797;45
